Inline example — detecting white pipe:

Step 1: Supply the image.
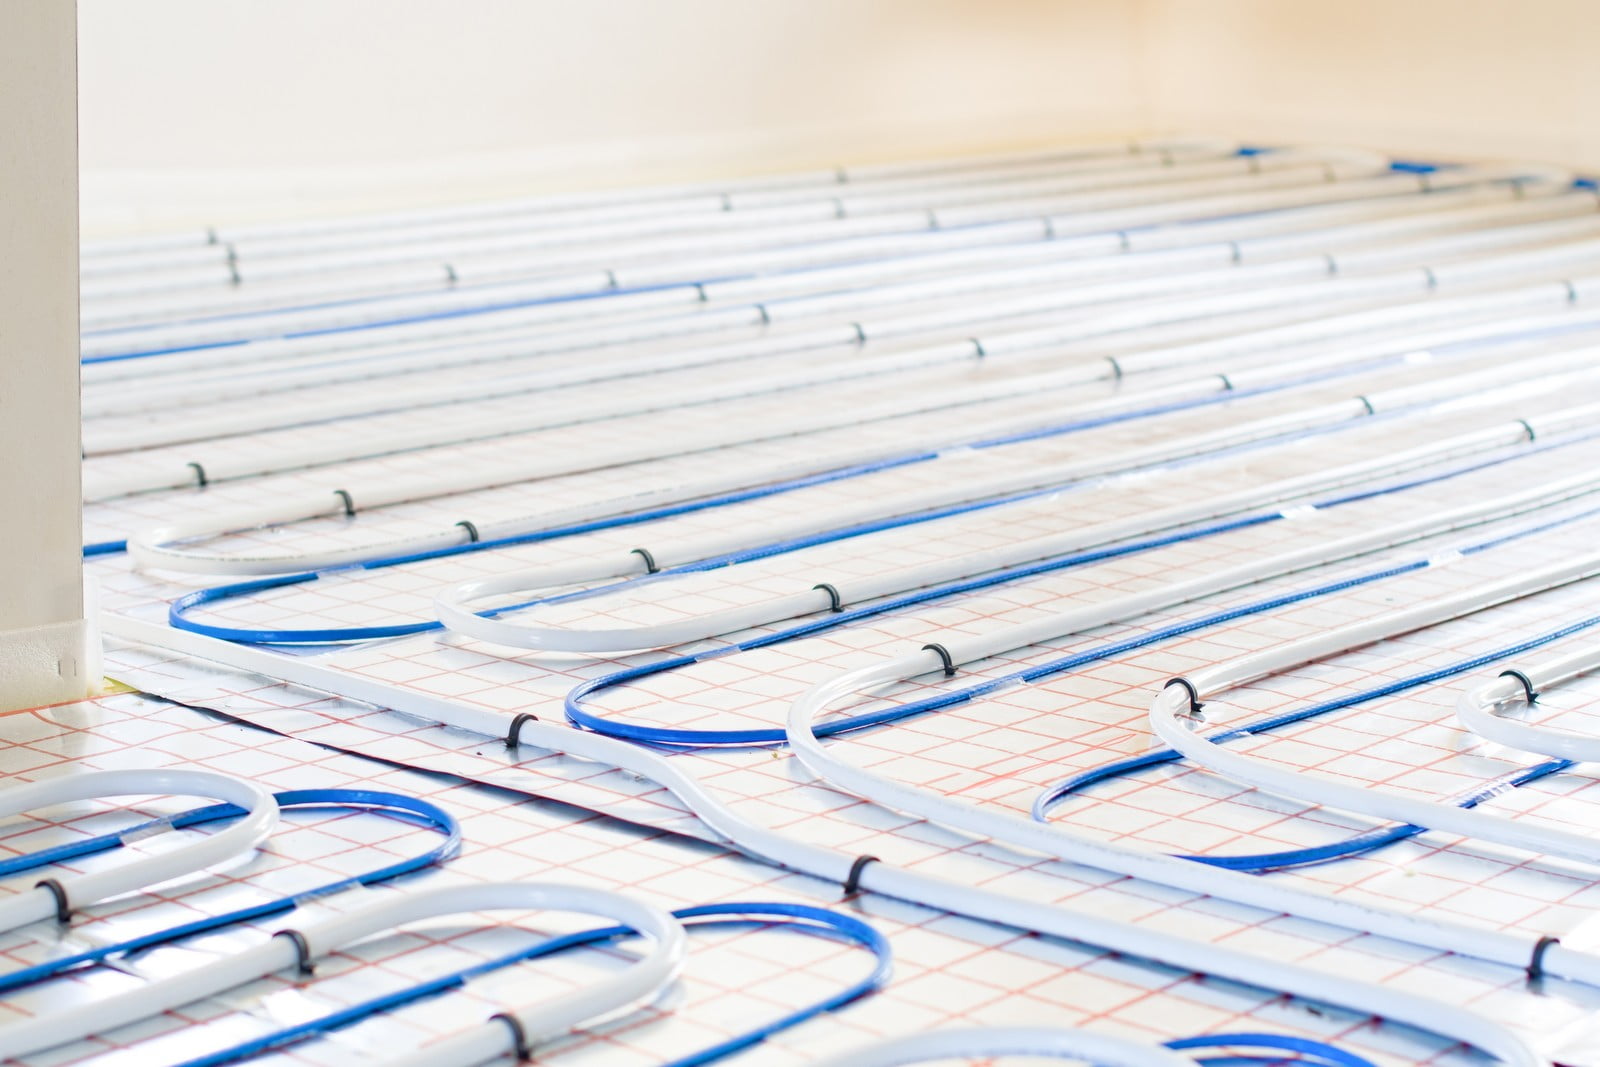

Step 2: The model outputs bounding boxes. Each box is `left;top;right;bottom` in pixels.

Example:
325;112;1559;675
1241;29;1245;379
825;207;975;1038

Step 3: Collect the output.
74;162;1549;385
782;601;1595;1067
83;196;1600;456
1148;561;1600;863
433;401;1600;653
77;158;1461;364
85;248;1600;506
95;615;1550;1067
80;179;1578;335
0;769;277;933
83;268;1423;502
0;882;684;1064
80;177;1565;401
75;251;1351;456
114;292;1600;575
118;326;1462;574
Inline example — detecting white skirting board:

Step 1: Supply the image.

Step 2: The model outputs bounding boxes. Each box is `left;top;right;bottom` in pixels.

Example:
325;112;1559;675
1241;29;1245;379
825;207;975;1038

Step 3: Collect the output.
0;619;98;712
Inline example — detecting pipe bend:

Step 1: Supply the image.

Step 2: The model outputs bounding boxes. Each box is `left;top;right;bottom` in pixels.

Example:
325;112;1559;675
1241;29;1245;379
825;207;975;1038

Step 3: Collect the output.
0;769;278;933
1456;646;1600;762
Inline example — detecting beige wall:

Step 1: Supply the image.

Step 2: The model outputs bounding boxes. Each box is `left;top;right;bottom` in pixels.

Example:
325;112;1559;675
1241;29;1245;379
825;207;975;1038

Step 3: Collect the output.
0;0;92;710
1139;0;1600;169
79;1;1600;234
79;0;1146;233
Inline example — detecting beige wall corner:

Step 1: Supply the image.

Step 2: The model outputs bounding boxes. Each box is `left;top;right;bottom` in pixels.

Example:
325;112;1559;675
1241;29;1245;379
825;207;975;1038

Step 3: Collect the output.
1140;0;1600;170
0;1;89;712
